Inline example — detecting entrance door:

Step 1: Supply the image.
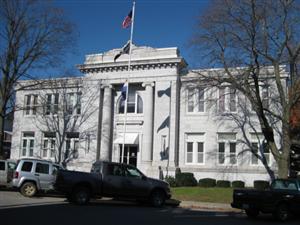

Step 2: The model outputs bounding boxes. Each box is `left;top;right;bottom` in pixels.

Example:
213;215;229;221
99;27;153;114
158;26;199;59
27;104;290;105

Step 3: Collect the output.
119;145;137;167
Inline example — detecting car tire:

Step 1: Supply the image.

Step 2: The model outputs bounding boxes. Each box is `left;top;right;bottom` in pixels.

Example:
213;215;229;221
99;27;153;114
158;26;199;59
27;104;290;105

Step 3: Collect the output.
150;190;165;207
72;187;90;205
245;209;259;218
273;203;289;222
20;182;37;197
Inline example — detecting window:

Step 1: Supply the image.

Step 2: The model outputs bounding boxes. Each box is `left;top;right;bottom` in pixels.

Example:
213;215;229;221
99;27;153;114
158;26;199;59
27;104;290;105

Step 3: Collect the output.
187;87;205;113
262;86;269;109
187;142;193;163
217;133;237;165
35;163;50;174
197;142;204;163
251;133;270;166
24;95;38;115
185;133;205;164
21;132;35;157
218;142;225;164
106;164;123;176
229;88;237;112
118;85;143;114
21;162;33;172
218;87;225;113
45;93;59;115
124;166;143;178
66;92;81;115
65;132;79;159
160;135;168;158
0;162;5;170
251;143;259;165
42;132;56;158
218;87;237;113
229;143;237;164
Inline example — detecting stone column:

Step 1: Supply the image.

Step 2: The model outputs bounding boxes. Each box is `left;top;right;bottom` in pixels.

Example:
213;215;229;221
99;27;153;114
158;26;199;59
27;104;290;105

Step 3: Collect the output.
100;84;112;161
142;82;155;162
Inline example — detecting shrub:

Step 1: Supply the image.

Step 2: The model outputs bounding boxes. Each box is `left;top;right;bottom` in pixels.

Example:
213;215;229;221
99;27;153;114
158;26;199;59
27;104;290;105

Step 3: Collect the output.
175;172;197;187
254;180;270;190
216;180;231;188
232;180;245;188
175;167;181;177
164;176;177;187
198;178;217;187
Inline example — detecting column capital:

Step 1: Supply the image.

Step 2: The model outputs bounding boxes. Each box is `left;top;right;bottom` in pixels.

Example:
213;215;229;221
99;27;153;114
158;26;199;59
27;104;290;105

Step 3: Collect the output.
142;82;155;88
101;84;113;89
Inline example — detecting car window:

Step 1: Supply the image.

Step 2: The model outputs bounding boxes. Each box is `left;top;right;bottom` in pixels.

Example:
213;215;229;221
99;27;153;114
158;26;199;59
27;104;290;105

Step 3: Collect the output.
35;163;50;174
0;162;5;170
124;166;142;178
106;164;123;176
8;162;16;170
272;180;298;190
21;162;33;172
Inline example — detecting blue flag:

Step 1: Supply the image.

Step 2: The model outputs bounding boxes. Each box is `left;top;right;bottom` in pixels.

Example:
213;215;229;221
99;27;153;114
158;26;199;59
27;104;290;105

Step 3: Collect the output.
121;82;128;100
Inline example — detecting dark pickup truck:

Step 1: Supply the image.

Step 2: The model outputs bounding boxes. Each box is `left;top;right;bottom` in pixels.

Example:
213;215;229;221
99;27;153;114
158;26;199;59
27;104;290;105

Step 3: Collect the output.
55;161;171;207
231;179;300;221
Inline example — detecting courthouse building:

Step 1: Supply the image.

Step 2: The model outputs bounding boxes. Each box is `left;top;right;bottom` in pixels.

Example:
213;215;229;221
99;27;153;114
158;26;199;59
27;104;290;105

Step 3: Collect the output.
10;44;285;186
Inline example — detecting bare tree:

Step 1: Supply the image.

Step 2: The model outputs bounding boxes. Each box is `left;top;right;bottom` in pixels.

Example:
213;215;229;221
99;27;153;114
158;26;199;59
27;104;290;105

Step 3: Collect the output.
191;0;300;178
0;0;76;158
34;78;99;167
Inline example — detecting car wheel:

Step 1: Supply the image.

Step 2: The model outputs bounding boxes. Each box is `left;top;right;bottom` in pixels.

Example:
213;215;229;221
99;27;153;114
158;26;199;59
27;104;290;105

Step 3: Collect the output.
273;203;289;222
245;209;259;218
72;187;90;205
150;190;165;207
20;182;37;197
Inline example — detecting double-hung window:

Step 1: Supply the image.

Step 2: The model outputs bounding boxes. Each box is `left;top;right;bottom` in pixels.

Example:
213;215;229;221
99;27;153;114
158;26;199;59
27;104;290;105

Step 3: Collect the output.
66;92;82;115
187;87;205;113
217;133;237;165
185;133;205;164
21;132;35;157
45;93;59;115
24;95;38;115
42;132;56;158
65;132;79;159
250;133;270;166
218;87;237;113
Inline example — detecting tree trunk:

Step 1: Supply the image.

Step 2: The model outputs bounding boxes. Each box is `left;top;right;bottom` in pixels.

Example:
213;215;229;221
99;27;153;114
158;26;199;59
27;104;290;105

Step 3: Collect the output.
277;155;289;179
0;114;4;159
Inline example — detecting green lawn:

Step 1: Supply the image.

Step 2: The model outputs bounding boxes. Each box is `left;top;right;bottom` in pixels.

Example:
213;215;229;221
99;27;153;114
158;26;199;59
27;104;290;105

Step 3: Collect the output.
171;187;234;204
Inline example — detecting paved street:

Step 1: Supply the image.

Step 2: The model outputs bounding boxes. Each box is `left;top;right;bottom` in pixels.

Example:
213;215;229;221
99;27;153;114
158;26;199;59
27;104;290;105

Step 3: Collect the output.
0;190;299;225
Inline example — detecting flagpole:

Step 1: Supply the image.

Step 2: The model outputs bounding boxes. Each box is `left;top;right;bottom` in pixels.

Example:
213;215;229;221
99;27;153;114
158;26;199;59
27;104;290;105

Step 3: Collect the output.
121;1;135;164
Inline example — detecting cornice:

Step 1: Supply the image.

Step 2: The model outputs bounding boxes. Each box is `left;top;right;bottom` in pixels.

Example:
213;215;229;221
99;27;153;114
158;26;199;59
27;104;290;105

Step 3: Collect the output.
77;58;187;74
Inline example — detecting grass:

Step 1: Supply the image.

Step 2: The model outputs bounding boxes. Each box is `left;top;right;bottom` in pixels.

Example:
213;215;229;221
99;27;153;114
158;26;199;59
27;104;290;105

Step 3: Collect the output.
171;187;234;204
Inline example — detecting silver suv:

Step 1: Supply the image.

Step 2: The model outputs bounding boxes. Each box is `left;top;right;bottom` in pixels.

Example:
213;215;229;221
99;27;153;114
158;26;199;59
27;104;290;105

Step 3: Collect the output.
12;158;64;197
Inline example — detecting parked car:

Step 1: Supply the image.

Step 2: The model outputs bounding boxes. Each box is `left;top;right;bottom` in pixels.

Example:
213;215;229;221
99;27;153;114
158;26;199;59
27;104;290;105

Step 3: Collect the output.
12;158;64;197
54;161;171;207
0;159;17;187
231;179;300;221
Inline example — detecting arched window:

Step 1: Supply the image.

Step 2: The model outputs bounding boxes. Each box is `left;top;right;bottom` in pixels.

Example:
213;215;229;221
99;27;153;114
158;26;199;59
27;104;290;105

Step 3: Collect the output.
118;92;143;114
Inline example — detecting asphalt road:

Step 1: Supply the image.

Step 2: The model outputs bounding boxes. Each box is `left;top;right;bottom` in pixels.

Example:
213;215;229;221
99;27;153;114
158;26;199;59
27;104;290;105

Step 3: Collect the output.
1;190;299;225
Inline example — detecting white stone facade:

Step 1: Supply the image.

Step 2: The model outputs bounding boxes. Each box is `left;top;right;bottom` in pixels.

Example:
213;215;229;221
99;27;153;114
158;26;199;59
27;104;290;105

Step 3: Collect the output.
10;45;287;186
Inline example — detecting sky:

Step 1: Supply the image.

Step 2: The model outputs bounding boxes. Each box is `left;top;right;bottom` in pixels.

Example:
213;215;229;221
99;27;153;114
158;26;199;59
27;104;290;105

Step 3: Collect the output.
50;0;209;77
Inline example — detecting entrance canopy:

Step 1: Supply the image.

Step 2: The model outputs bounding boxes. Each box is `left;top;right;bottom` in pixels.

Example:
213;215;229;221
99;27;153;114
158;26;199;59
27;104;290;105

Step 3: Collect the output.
114;133;139;145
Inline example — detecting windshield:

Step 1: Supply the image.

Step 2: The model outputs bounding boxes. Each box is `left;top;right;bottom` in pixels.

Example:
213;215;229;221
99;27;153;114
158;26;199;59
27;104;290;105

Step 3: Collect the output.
271;180;298;191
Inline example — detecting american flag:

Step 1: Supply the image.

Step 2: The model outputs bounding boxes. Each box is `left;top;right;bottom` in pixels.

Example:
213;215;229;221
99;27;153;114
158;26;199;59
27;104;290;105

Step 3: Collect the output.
122;10;132;29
